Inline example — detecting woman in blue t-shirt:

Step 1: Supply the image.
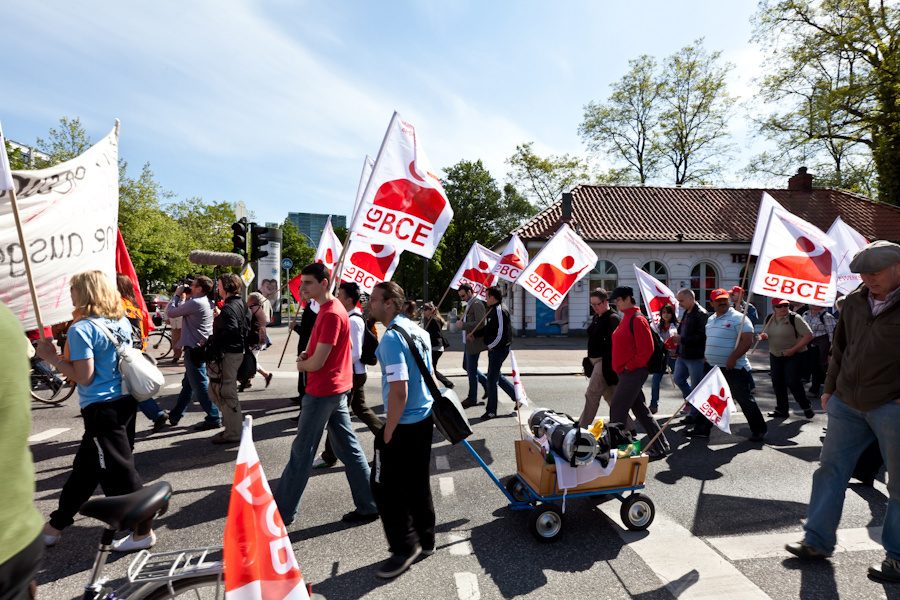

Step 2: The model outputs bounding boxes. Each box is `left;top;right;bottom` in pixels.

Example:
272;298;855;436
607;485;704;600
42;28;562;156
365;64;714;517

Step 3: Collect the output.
35;271;156;552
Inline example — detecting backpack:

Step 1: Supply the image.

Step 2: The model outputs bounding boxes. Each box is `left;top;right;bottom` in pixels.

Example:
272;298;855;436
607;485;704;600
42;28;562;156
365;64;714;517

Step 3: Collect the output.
630;313;668;374
350;313;379;365
87;318;165;401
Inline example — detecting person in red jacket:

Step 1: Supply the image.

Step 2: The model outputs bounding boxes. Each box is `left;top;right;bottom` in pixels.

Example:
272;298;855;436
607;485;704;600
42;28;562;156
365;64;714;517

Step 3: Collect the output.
608;286;669;458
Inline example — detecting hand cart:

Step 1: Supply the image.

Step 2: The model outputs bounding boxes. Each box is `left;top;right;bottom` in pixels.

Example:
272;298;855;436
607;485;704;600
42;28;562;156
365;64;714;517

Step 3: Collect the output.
461;438;655;542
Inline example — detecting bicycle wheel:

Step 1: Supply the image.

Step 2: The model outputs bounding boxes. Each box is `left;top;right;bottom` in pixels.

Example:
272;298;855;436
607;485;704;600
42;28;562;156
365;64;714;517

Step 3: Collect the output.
142;574;223;600
146;331;173;360
31;361;76;404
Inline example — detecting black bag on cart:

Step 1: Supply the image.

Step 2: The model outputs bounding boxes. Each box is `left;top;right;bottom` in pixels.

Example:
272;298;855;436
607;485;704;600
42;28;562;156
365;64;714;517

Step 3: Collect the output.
390;324;473;444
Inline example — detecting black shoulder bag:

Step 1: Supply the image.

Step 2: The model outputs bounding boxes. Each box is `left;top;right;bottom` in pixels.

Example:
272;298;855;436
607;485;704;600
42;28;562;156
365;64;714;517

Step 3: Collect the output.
389;324;472;444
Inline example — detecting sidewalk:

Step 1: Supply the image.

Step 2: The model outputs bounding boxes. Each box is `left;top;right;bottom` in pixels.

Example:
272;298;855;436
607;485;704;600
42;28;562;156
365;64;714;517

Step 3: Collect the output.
265;323;771;377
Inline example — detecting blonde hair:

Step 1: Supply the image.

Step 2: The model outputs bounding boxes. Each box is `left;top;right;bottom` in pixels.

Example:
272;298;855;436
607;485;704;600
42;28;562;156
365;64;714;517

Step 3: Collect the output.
71;271;125;319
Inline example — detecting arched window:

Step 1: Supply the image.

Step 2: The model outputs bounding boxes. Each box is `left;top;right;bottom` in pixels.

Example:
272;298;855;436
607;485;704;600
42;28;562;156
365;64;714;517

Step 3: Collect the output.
589;260;618;293
691;262;719;308
641;261;668;286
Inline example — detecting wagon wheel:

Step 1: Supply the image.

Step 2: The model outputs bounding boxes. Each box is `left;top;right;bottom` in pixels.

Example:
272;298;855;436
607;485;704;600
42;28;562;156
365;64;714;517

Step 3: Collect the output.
505;478;529;503
620;493;655;531
529;504;564;542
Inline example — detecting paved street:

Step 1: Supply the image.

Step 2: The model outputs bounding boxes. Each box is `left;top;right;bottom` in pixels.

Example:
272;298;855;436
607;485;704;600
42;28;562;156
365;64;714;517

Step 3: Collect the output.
30;325;896;600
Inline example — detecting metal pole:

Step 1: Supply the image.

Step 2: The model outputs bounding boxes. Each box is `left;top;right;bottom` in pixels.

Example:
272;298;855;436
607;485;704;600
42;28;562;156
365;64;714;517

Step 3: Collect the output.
423;257;429;303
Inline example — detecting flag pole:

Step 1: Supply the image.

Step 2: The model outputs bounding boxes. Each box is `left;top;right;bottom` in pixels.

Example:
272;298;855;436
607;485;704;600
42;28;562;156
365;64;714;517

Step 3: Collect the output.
733;294;752;350
750;317;773;353
643;400;688;455
423;285;452;331
277;311;297;368
8;186;47;339
328;239;349;294
732;253;756;350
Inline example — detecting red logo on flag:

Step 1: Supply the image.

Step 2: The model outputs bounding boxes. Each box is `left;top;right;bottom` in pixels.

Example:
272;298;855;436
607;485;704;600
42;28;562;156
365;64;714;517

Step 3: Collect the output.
499;250;526;269
349;244;397;279
707;387;729;417
462;260;495;286
372;178;447;225
767;236;832;284
648;285;674;315
534;256;588;296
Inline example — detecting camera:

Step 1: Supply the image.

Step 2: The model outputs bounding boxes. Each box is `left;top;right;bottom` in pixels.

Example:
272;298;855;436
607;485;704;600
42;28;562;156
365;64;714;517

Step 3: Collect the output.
168;276;195;295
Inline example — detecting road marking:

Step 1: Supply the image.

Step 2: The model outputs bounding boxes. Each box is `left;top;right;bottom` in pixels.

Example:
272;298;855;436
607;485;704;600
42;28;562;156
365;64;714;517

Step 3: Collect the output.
454;572;480;600
28;428;70;443
448;533;473;555
599;503;772;600
706;526;883;561
435;455;450;470
439;477;455;496
163;383;180;390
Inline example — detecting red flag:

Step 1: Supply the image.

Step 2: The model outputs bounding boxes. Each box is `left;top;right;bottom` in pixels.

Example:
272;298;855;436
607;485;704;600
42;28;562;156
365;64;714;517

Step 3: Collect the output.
288;274;303;304
115;229;153;332
224;417;309;600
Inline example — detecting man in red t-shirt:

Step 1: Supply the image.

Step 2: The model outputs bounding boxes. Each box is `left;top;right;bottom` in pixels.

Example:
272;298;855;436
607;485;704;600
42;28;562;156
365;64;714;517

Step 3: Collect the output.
273;263;378;527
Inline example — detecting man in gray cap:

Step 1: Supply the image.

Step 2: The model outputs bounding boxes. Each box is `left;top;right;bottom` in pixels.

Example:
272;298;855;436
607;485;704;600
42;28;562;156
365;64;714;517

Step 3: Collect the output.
786;240;900;583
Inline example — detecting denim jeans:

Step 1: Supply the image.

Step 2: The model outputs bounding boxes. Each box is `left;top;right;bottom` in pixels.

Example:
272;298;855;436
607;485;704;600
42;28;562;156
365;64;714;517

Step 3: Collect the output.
650;356;677;409
137;397;165;421
274;391;377;526
804;395;900;560
463;352;488;404
674;357;705;417
170;350;221;424
485;346;516;414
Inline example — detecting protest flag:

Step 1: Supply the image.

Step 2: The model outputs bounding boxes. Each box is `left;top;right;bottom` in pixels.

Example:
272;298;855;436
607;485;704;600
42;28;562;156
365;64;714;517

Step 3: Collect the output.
349;155;376;233
115;228;153;333
749;192;785;257
314;216;343;278
633;264;677;326
509;350;529;408
0;119;14;191
749;207;838;306
449;242;501;300
339;235;402;294
490;234;529;283
224;416;310;600
827;216;868;296
516;224;597;311
348;112;453;259
685;366;736;434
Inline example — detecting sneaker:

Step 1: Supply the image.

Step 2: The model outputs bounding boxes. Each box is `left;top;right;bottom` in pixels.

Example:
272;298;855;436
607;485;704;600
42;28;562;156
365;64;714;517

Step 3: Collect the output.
804;409;816;419
479;412;496;421
869;558;900;583
375;546;422;579
312;454;334;469
785;540;830;559
152;412;169;434
168;414;181;427
341;510;379;523
43;524;60;547
685;429;709;439
111;531;157;552
193;420;222;431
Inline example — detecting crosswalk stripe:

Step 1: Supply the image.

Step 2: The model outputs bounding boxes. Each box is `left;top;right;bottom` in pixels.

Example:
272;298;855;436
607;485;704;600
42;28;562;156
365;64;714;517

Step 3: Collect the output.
439;477;455;496
454;572;480;600
435;456;450;470
28;428;70;443
707;526;884;561
448;533;473;555
599;503;773;600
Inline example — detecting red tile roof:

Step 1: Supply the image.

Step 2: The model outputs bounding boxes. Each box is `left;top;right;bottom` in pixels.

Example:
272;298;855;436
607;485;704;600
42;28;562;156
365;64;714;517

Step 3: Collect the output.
515;185;900;243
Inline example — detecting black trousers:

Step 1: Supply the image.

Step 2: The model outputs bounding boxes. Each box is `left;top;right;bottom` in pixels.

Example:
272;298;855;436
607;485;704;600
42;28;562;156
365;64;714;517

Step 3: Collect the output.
609;367;668;453
371;417;434;556
770;353;812;413
432;350;453;388
694;366;768;436
49;396;144;532
0;534;42;600
322;372;384;465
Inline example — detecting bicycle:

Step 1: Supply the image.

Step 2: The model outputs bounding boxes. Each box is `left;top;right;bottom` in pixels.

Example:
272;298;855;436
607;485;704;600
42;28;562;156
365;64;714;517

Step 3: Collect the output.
145;322;173;361
30;353;77;404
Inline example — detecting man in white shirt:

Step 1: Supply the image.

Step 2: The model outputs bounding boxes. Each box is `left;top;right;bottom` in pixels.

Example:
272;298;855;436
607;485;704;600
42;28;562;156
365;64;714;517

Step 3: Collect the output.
314;282;384;468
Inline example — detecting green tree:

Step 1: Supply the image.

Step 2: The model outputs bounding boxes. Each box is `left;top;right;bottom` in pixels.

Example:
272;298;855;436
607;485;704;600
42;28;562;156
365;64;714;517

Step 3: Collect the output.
580;55;663;184
750;1;893;197
280;218;315;273
4;139;34;170
658;39;736;185
506;142;590;208
35;117;92;164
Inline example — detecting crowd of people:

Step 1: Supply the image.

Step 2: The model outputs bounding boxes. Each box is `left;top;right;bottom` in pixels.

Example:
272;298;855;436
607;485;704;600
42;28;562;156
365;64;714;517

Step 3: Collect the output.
3;238;900;599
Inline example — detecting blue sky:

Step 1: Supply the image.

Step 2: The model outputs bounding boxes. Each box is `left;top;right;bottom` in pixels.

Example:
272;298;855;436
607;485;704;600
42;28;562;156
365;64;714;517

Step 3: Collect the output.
2;1;767;226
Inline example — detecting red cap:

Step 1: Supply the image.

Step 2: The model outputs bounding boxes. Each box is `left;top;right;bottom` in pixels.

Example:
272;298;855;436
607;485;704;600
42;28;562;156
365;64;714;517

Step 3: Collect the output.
709;288;729;301
730;286;743;294
772;298;790;306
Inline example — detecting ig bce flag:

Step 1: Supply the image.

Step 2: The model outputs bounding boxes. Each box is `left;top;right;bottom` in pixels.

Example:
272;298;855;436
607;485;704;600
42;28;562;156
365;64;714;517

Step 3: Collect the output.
633;264;677;326
516;224;597;310
827;216;868;295
490;234;529;282
314;216;342;277
340;235;401;294
686;366;736;434
349;112;452;258
450;242;500;300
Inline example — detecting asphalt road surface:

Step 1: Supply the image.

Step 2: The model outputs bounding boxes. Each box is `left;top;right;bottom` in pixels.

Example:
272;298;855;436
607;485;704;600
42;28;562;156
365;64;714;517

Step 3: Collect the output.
29;346;897;600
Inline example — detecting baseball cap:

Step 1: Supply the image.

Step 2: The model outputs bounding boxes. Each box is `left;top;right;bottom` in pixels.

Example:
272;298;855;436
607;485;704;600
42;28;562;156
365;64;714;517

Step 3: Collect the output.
772;298;790;306
730;286;743;294
709;288;729;301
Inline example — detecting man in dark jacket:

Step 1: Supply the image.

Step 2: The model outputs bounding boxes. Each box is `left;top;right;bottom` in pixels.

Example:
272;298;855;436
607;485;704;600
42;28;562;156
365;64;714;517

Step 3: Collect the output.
578;288;628;429
470;286;515;420
672;288;709;423
786;241;900;584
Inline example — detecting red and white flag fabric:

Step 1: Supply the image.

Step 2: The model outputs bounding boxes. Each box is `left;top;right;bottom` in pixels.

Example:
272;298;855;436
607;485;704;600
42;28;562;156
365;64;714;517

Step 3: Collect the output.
827;216;868;296
749;207;838;306
115;229;153;334
0;119;14;191
509;350;529;407
224;417;309;600
349;155;376;230
632;264;677;326
516;224;597;310
450;242;500;300
490;234;529;283
340;235;401;294
314;216;343;277
685;366;736;434
349;112;452;259
749;192;785;256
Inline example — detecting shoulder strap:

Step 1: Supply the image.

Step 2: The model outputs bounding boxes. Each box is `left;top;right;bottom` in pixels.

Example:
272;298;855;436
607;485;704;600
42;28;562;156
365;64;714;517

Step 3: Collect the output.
788;312;799;338
349;312;364;321
389;324;441;402
85;318;127;354
629;312;636;333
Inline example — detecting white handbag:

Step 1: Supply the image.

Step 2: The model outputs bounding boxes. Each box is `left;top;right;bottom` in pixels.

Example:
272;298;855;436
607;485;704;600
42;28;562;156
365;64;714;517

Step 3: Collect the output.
87;318;165;401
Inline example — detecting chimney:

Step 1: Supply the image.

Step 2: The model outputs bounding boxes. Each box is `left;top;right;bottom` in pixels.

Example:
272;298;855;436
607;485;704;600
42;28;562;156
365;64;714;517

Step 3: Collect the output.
561;192;572;223
788;167;813;192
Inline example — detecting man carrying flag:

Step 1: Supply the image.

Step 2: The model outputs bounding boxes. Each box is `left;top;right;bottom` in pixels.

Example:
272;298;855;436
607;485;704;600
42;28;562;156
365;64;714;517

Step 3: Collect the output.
469;286;516;420
686;289;767;442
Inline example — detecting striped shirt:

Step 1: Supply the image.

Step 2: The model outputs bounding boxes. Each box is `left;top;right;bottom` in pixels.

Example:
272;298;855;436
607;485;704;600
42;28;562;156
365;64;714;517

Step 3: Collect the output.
705;307;753;371
807;310;837;342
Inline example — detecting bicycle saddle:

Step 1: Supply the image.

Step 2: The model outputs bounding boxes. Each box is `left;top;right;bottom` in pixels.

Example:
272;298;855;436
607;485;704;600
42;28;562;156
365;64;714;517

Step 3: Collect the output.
80;481;172;531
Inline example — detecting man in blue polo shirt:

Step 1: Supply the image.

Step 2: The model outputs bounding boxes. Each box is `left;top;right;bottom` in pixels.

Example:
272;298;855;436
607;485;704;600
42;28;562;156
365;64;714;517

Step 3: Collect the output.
687;288;768;442
366;280;435;580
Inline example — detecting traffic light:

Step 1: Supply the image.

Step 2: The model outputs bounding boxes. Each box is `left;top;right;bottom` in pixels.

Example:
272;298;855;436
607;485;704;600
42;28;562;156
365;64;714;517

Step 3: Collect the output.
231;218;248;261
249;222;269;261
